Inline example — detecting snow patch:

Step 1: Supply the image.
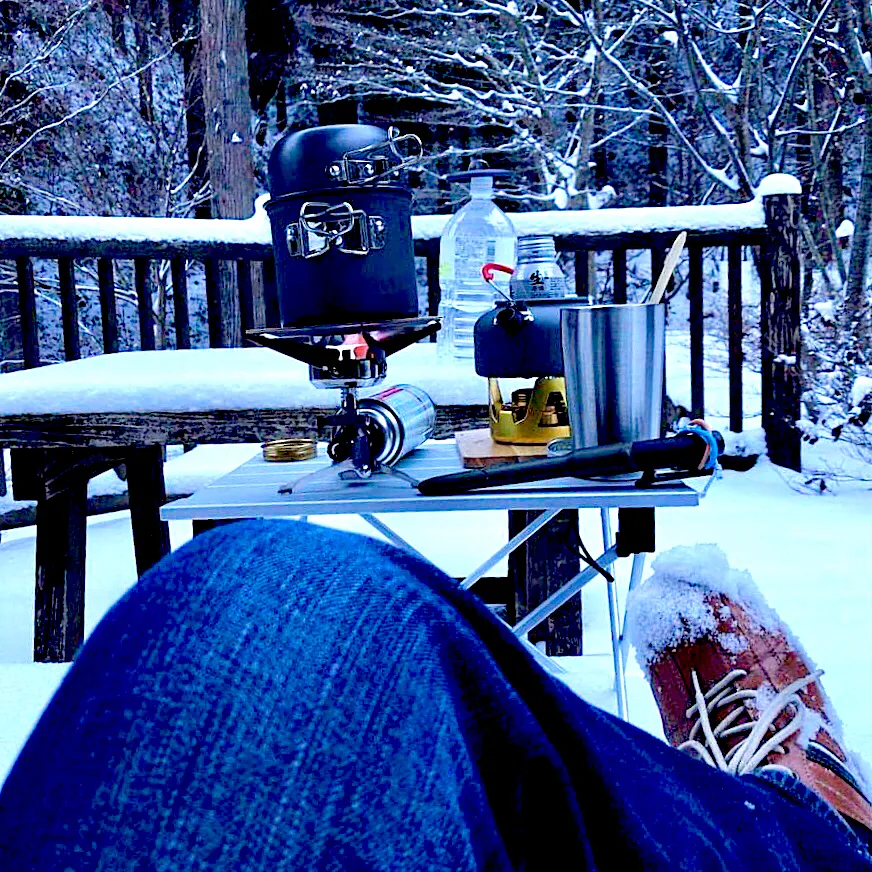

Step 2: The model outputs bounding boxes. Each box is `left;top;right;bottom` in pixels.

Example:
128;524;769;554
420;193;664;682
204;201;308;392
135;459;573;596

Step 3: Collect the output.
691;43;739;104
754;174;802;198
0;332;749;422
796;708;824;750
835;219;854;239
812;300;836;324
586;185;616;210
0;199;766;247
722;428;767;457
754;682;777;715
717;632;748;655
850;752;872;794
0;345;497;416
749;127;768;158
0;204;271;248
850;376;872;407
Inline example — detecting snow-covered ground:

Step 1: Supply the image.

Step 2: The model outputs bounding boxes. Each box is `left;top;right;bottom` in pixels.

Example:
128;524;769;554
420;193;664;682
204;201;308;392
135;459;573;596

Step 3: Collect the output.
1;335;870;791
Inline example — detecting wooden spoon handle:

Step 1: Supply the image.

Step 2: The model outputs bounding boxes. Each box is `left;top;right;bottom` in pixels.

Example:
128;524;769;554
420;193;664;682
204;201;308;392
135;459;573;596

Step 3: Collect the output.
648;231;687;305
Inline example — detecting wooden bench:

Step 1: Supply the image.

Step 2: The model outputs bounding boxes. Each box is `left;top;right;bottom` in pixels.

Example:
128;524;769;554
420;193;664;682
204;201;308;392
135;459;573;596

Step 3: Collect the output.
0;344;494;662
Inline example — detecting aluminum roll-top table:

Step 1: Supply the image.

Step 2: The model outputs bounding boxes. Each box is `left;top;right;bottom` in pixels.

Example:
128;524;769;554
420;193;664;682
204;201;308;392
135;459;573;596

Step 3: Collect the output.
162;442;701;720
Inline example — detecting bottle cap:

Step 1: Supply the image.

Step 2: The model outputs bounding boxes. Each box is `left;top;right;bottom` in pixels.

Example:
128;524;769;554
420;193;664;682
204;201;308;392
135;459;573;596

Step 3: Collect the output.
446;169;513;182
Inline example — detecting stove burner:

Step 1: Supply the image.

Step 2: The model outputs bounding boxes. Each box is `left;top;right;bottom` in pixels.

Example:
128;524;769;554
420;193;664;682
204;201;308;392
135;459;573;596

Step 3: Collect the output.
248;317;440;489
251;316;437;339
248;317;439;387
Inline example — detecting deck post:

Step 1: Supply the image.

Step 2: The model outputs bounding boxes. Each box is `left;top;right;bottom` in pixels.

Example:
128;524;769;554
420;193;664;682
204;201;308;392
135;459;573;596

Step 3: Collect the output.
34;480;87;662
760;178;803;471
509;509;583;655
126;445;171;576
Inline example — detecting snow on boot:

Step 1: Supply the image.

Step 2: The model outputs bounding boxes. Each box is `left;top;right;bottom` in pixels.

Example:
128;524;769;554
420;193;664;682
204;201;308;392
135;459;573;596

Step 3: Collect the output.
625;544;872;834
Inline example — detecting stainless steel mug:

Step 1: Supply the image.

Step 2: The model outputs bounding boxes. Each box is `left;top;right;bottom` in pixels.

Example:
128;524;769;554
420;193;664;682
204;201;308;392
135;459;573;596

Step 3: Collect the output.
560;303;666;449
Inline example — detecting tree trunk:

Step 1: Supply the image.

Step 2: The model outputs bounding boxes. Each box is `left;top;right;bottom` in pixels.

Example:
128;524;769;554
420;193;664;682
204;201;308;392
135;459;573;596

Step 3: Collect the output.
592;91;608;191
646;43;669;208
837;0;872;353
199;0;257;346
843;107;872;354
170;0;211;220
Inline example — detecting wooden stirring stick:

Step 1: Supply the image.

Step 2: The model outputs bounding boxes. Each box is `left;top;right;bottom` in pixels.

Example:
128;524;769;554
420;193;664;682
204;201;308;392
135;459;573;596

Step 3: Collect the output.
644;231;687;305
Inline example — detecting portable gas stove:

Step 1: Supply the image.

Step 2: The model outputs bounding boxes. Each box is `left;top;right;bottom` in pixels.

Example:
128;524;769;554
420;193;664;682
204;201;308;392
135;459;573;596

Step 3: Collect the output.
249;316;439;491
255;123;440;492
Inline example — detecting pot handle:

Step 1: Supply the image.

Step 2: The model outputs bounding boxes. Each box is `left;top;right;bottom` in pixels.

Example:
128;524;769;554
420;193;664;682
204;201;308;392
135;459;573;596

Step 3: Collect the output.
327;127;423;185
481;262;514;282
481;262;514;304
286;201;387;258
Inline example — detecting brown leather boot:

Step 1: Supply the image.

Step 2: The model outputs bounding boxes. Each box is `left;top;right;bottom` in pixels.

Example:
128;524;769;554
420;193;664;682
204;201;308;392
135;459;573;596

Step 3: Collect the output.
626;545;872;834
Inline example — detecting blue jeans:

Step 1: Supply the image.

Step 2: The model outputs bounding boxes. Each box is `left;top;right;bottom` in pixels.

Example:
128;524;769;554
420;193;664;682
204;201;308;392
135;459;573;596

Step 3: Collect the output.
1;520;870;870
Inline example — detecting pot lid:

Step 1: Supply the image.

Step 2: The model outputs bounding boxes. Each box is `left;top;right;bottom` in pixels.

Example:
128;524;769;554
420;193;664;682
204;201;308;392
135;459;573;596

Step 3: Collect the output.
268;124;422;196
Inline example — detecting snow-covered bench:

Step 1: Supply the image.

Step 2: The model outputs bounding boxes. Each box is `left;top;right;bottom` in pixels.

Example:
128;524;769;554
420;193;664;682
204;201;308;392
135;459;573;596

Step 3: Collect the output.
0;344;489;662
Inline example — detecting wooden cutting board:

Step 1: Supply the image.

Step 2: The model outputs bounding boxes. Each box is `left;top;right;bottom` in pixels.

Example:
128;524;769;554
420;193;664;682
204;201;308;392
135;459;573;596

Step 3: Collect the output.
455;428;550;468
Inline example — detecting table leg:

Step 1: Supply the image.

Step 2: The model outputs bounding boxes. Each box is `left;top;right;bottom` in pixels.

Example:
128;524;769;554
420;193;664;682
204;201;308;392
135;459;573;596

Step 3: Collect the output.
620;553;647;664
462;509;560;591
359;514;429;562
126;445;171;576
606;574;628;721
601;508;628;721
512;546;618;638
34;481;87;662
599;507;613;555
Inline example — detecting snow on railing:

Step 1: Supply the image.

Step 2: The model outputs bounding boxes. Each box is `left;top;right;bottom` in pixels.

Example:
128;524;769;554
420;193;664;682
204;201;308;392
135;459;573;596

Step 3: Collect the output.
0;209;272;251
0;194;769;249
413;200;767;240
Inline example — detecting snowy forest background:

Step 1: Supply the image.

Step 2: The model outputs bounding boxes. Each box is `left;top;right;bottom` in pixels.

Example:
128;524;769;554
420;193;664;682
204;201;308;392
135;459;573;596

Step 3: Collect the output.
0;0;870;455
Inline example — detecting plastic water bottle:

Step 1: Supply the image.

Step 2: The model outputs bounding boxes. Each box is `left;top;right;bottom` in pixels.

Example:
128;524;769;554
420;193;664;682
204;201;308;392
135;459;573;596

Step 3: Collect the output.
437;172;516;359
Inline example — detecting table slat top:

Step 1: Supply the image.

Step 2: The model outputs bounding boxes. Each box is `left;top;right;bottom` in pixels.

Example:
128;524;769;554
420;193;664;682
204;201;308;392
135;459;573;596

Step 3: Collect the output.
161;442;701;519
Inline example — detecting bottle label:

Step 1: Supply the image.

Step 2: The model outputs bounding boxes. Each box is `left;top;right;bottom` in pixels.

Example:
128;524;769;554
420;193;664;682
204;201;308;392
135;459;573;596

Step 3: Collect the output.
454;235;514;285
512;270;567;299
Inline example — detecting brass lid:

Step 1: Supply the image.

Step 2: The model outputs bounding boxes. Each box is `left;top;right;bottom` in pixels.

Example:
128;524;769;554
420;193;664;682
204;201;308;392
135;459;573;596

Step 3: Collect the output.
262;439;317;462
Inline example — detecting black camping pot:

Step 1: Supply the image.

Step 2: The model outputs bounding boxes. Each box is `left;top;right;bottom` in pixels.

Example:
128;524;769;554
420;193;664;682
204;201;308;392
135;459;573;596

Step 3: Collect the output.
266;124;421;328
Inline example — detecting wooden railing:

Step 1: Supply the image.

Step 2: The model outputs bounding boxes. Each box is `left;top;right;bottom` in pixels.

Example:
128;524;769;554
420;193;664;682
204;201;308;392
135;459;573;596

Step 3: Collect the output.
0;188;802;468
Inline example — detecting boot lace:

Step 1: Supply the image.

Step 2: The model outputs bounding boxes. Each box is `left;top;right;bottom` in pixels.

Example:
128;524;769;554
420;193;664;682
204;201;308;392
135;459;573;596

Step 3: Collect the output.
679;668;823;776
